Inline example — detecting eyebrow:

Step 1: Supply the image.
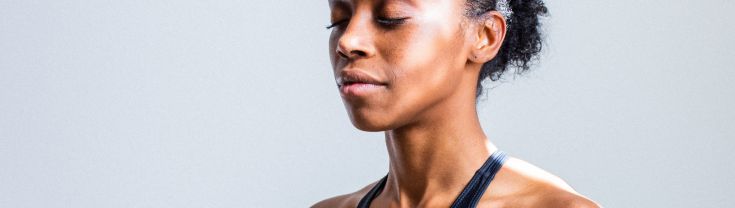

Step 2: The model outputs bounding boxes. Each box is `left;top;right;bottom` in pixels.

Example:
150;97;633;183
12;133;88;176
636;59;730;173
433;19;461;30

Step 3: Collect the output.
329;0;351;12
328;0;350;7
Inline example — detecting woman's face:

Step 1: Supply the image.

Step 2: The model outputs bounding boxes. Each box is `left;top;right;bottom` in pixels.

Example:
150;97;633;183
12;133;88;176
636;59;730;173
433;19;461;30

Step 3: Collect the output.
328;0;475;131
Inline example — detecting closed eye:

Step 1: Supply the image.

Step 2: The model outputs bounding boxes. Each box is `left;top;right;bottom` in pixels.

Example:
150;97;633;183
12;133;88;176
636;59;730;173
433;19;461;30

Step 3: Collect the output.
376;17;409;27
326;17;409;29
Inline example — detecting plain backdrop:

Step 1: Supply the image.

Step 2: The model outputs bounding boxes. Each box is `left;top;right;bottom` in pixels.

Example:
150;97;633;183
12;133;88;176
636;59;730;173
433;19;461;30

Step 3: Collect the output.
1;0;734;207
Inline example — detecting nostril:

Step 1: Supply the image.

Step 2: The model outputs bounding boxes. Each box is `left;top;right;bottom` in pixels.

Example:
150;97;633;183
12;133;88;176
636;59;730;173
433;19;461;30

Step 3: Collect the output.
337;50;349;59
337;49;367;59
351;50;367;57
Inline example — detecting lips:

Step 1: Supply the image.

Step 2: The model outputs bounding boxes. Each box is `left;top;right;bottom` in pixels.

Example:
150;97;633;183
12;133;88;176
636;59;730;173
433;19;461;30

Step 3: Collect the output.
337;70;387;97
337;70;386;86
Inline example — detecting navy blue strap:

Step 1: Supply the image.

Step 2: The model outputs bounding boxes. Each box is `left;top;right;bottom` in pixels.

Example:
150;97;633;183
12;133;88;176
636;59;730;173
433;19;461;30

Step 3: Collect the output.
356;174;388;208
450;151;507;208
356;151;507;208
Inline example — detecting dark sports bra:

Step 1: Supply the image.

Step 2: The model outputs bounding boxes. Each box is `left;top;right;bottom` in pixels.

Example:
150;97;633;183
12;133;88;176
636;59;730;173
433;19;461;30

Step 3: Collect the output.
356;151;507;208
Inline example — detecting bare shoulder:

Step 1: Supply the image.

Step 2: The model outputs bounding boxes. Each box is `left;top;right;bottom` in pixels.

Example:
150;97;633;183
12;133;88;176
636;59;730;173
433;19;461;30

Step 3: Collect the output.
524;184;600;208
310;193;355;208
488;157;600;208
541;190;600;208
310;180;379;208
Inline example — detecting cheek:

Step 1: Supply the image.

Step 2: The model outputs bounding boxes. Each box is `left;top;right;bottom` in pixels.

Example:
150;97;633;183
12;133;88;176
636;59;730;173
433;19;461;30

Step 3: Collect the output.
384;23;465;102
328;33;338;67
368;28;465;128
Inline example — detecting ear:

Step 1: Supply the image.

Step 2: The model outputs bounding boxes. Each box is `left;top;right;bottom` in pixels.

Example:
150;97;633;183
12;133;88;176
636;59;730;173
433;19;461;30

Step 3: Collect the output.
468;11;506;64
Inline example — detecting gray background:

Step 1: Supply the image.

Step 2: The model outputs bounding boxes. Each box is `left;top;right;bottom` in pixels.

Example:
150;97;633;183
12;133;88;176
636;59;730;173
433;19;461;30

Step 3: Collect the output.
1;0;733;207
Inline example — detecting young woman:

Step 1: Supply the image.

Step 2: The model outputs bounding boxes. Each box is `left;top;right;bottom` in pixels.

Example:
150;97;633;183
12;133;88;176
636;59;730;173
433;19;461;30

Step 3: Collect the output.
314;0;599;207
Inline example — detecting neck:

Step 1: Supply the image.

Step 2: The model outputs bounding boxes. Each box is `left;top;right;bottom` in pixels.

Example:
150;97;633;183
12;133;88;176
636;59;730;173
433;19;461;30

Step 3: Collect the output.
382;90;497;207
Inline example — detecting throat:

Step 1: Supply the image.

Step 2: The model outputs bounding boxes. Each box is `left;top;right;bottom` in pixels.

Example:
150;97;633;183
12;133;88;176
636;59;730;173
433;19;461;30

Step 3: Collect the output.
381;123;497;206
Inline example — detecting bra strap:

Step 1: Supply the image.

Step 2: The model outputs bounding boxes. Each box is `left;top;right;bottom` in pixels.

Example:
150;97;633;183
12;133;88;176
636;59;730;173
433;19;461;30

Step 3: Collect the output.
450;151;508;208
356;151;508;208
356;174;388;208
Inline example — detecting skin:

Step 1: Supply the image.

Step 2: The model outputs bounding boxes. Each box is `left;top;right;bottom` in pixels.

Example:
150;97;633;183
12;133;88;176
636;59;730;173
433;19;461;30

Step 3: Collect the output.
315;0;600;207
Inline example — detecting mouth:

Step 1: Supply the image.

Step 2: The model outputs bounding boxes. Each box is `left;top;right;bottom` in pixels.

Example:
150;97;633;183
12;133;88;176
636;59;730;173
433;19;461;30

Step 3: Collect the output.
339;82;386;97
337;70;388;97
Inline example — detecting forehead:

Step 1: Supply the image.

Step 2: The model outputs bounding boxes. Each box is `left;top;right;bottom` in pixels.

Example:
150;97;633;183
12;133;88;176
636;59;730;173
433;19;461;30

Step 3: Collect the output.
328;0;466;12
328;0;439;7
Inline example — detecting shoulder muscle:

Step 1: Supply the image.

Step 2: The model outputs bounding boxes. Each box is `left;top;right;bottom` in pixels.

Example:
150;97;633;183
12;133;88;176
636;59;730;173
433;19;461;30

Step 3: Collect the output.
311;180;381;208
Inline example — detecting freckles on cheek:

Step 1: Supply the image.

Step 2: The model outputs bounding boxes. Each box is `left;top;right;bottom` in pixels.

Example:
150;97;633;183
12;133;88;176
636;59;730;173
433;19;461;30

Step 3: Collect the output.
383;41;411;82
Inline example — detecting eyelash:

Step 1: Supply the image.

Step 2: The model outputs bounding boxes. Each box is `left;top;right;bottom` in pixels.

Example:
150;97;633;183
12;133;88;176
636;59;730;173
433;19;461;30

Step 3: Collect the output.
325;20;348;29
325;17;409;30
376;17;409;26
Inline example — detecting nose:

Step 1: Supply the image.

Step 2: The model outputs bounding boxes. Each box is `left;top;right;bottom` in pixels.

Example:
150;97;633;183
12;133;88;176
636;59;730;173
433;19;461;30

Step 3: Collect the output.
335;19;376;60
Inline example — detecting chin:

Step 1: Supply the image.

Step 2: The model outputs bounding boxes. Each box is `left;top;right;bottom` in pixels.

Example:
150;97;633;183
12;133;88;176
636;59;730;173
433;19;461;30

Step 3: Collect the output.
349;118;390;132
347;113;395;132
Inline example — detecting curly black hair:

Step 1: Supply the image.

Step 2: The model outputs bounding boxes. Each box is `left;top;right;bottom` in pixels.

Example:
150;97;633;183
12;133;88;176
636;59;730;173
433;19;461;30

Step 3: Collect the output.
465;0;548;97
